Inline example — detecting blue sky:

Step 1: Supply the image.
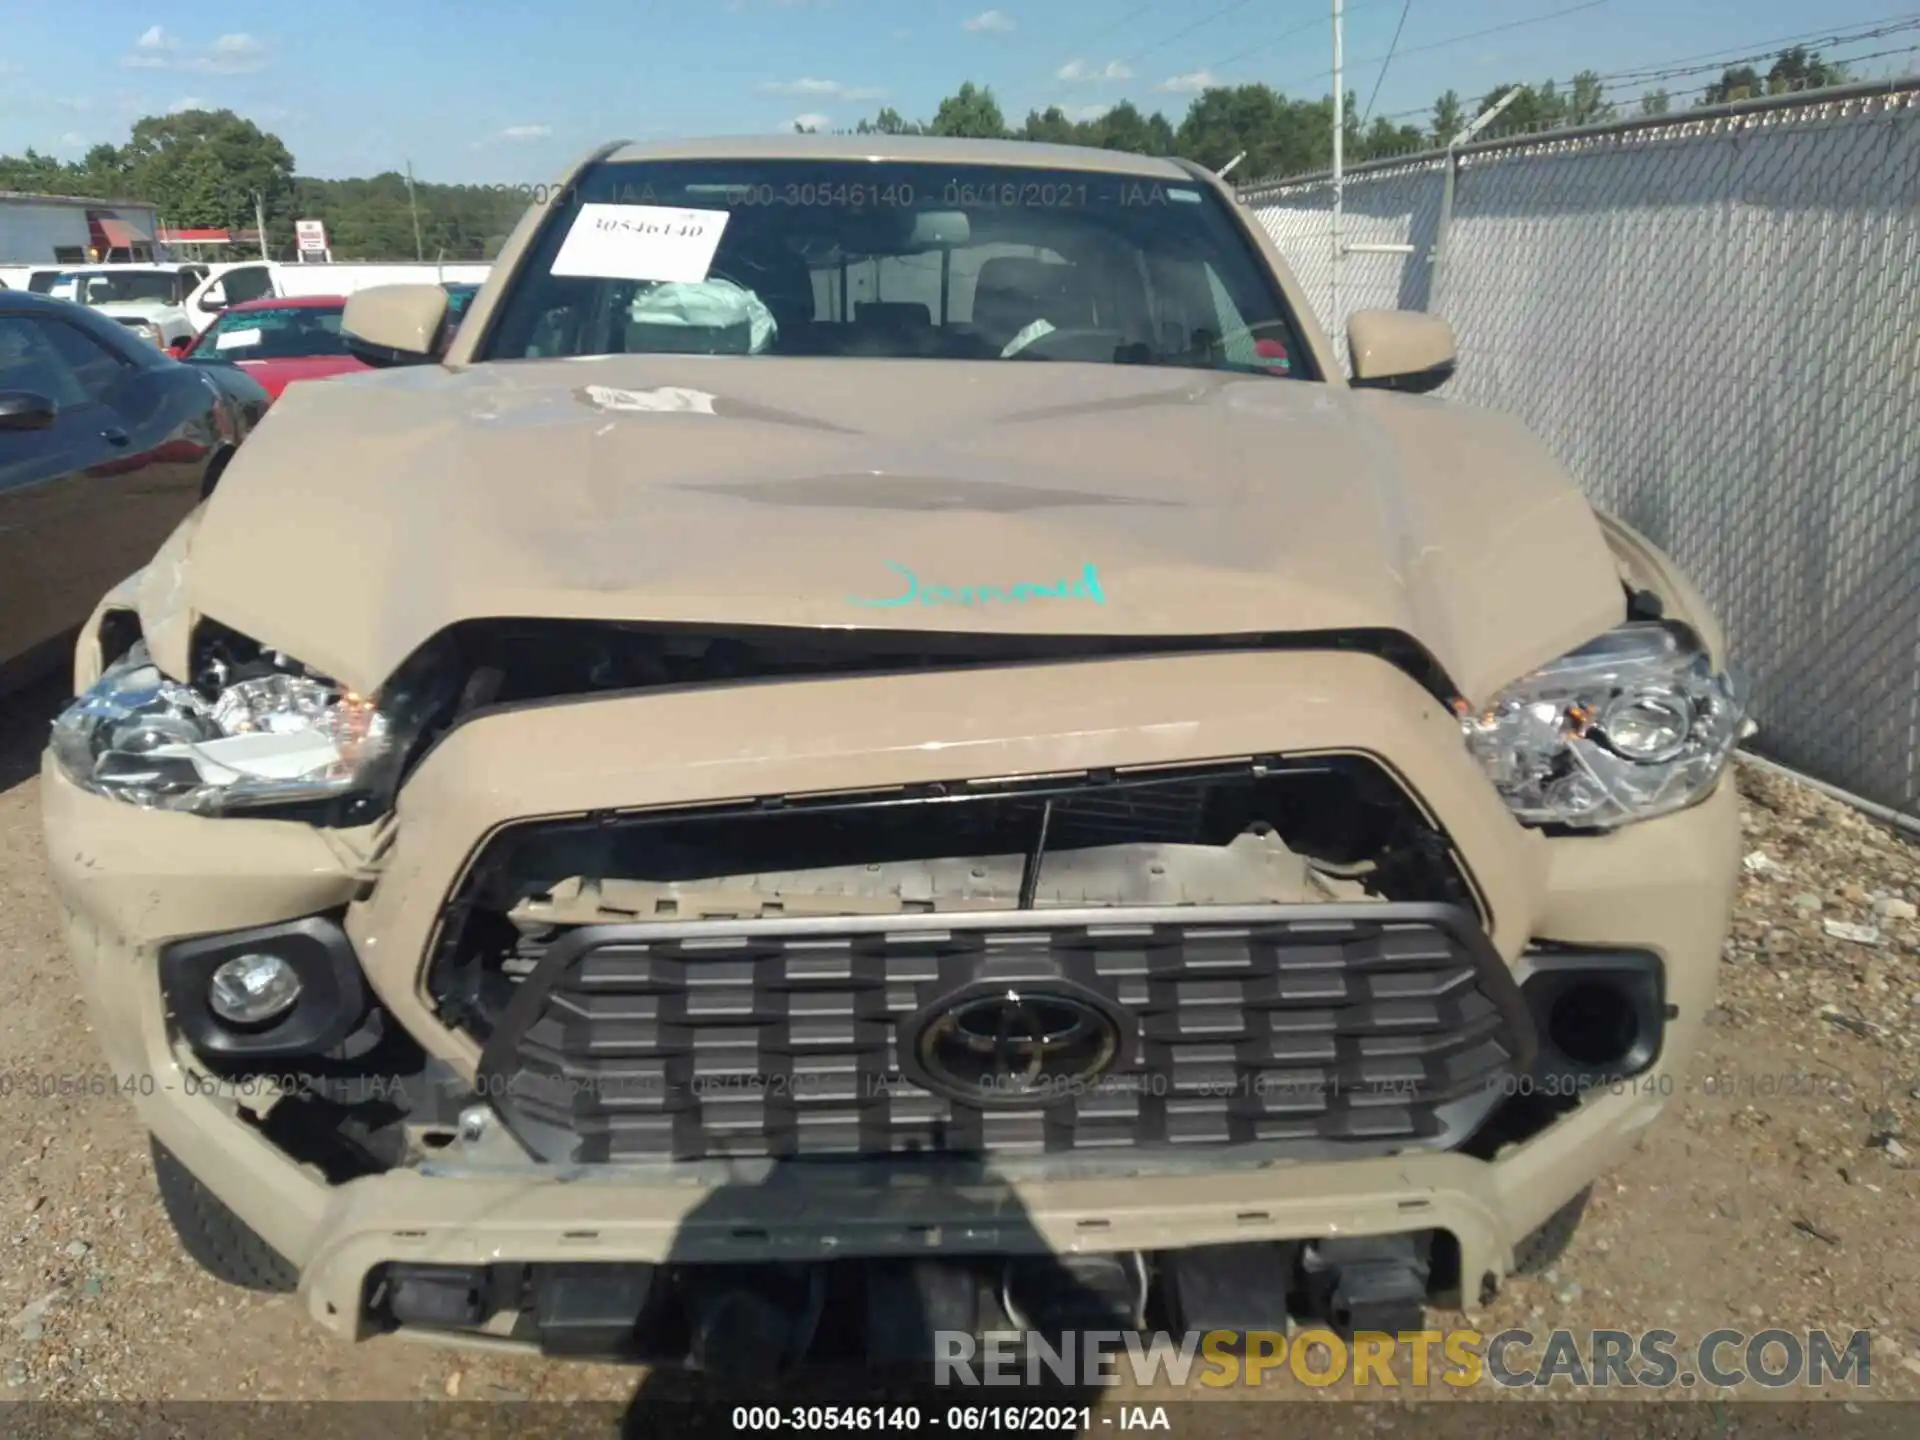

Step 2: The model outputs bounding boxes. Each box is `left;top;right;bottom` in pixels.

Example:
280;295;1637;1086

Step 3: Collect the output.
2;2;1917;182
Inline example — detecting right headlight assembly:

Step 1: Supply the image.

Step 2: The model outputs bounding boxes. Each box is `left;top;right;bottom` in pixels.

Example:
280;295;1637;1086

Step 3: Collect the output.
50;629;454;819
1459;620;1746;830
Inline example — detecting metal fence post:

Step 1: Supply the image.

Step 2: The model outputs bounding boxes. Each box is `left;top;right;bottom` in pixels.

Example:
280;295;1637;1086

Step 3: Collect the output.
1427;148;1456;314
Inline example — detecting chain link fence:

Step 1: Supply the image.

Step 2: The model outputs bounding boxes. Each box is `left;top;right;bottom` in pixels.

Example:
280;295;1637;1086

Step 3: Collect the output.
1244;79;1920;822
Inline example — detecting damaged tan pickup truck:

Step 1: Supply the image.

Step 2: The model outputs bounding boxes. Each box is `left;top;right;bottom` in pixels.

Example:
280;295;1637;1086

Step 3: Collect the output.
41;133;1744;1375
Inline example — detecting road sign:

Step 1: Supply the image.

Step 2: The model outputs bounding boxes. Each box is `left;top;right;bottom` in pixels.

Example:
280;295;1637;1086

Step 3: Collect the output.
294;218;329;261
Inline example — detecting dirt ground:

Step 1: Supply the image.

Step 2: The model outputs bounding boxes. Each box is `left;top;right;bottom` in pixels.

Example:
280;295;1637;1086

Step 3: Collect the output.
3;671;1917;1429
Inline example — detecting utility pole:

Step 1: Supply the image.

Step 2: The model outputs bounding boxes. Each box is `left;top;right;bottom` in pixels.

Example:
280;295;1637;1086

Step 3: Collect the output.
405;160;425;262
1330;0;1344;339
254;191;269;260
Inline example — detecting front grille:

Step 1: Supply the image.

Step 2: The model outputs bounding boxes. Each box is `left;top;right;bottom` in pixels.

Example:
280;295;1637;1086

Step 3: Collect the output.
475;904;1533;1165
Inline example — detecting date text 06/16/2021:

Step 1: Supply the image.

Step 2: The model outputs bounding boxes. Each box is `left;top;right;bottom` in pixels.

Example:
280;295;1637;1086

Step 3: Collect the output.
485;178;1196;212
729;1406;1166;1432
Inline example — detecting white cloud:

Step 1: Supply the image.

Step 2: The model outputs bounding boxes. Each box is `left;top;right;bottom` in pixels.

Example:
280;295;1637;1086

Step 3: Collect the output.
759;77;885;102
1061;103;1114;122
167;96;208;114
122;27;270;75
1056;59;1132;83
57;132;87;150
786;113;832;133
1154;69;1219;93
208;34;266;62
469;124;554;151
962;9;1015;33
123;25;177;68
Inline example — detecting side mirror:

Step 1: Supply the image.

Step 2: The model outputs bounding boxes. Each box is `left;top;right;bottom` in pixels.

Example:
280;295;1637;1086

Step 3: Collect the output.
1347;310;1457;395
342;284;450;367
199;290;228;313
0;391;57;431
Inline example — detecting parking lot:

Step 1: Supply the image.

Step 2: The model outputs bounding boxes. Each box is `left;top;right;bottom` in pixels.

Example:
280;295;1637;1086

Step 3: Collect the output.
3;670;1916;1413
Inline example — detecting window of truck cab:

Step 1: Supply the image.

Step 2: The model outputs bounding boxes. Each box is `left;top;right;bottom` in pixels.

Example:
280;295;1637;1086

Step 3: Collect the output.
477;158;1313;379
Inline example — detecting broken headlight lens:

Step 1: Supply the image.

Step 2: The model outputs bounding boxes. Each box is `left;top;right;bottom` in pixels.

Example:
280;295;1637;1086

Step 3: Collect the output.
51;640;399;815
1459;621;1745;829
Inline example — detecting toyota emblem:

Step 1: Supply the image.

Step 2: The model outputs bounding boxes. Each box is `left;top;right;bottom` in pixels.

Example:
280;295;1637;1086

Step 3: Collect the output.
905;986;1124;1108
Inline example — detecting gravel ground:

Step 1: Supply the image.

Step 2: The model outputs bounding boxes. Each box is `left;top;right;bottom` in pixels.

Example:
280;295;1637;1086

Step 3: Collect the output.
2;672;1917;1427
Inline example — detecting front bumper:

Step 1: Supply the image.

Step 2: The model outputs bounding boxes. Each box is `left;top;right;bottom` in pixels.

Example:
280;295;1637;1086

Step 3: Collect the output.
42;648;1741;1347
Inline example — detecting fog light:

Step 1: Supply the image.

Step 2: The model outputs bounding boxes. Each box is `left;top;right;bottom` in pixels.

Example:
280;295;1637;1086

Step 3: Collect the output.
208;953;302;1026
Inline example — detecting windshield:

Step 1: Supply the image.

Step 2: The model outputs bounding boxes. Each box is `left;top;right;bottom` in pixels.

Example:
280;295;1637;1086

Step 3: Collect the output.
64;271;183;305
478;159;1310;378
188;305;348;361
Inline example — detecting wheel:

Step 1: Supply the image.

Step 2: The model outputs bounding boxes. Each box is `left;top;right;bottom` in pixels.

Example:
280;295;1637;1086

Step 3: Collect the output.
1512;1185;1591;1275
148;1136;298;1292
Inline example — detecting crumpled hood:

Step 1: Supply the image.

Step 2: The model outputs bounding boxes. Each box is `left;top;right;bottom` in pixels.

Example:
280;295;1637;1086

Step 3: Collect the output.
178;355;1627;701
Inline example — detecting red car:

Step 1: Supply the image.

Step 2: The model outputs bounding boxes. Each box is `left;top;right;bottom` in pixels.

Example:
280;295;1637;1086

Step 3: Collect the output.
177;294;369;400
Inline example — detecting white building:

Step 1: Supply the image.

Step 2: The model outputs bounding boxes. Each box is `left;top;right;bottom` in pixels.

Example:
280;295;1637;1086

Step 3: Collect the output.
0;191;165;269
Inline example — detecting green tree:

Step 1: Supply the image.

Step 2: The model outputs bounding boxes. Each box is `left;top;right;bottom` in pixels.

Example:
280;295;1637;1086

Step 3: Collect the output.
1701;65;1765;105
1431;89;1465;145
1360;116;1425;158
1475;81;1567;135
1639;88;1672;116
0;148;67;193
1084;101;1174;156
1567;70;1615;126
1019;106;1082;144
1174;84;1314;179
929;83;1007;139
121;108;296;241
855;106;925;136
1766;46;1847;95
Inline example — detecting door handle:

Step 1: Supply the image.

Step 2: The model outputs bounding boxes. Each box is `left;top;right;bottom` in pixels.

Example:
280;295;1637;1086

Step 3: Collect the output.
101;426;130;446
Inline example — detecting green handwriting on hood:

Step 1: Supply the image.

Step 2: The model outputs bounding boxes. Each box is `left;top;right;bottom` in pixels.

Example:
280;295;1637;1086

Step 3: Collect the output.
849;562;1106;610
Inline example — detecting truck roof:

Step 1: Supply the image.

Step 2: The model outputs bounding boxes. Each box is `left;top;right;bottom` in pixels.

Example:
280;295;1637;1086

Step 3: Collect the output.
603;132;1199;181
55;262;201;274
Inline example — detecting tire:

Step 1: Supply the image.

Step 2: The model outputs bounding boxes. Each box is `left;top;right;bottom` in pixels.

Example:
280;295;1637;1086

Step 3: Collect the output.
149;1136;299;1292
1512;1185;1591;1275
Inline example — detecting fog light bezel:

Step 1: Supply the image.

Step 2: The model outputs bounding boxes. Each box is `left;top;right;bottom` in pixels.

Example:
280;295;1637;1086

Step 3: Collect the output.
160;915;370;1060
1514;948;1666;1085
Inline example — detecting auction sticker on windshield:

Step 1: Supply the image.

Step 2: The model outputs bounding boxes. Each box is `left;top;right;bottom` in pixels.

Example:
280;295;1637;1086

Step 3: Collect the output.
214;328;263;350
551;203;730;284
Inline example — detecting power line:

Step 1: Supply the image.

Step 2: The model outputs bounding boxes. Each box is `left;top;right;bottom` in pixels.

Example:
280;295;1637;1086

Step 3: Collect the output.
1119;0;1262;69
1368;14;1920;122
1070;0;1162;54
1595;15;1920;82
1360;0;1415;124
1276;0;1609;93
1203;0;1402;74
1035;0;1161;86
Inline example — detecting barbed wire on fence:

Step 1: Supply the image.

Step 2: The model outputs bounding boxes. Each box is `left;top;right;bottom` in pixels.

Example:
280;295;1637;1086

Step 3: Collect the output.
1235;71;1920;196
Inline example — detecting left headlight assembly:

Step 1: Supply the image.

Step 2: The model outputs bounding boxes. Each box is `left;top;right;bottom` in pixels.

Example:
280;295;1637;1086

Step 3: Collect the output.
1459;620;1746;830
51;635;446;817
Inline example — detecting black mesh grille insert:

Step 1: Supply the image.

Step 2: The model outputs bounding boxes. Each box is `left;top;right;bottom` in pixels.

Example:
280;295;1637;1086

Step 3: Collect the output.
474;904;1533;1165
